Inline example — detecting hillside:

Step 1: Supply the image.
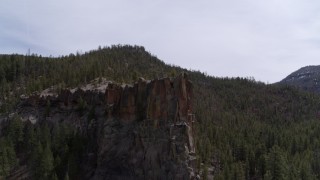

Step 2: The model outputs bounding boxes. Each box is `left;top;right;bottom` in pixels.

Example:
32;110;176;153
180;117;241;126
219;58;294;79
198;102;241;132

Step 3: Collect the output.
280;65;320;93
1;45;320;179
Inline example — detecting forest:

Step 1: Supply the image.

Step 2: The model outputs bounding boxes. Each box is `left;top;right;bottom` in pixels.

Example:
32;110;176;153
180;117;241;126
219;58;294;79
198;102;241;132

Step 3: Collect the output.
1;45;320;179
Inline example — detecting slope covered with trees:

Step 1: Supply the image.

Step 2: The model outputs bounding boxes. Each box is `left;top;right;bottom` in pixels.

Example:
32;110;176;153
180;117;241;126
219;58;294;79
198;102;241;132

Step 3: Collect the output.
1;45;320;179
280;65;320;93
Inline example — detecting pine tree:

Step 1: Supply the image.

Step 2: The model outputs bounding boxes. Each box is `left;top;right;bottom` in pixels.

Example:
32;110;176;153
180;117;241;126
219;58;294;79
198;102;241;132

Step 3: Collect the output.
38;144;54;179
0;145;10;177
0;138;17;178
5;139;17;169
202;164;208;180
233;162;245;180
31;141;43;178
267;145;288;180
7;115;23;145
299;162;313;180
264;170;272;180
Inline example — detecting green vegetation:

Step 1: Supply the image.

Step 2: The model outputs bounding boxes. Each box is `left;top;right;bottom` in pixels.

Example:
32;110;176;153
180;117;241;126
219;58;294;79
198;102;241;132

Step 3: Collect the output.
194;77;320;179
0;117;85;179
1;45;320;179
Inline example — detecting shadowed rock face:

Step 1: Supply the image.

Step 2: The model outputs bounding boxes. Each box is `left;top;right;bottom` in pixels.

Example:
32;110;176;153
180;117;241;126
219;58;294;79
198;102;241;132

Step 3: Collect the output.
15;74;196;180
105;75;193;125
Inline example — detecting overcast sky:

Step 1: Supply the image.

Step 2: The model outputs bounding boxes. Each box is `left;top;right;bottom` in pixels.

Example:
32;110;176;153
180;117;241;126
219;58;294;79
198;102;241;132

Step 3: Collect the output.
2;0;320;83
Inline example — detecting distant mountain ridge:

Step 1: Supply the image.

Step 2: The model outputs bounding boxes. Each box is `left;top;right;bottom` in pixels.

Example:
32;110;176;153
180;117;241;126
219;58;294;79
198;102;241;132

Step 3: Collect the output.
280;65;320;93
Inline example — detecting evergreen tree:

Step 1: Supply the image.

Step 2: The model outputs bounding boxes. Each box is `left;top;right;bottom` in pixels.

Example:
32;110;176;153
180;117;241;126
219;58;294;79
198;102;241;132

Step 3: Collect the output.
0;144;10;177
0;138;17;178
202;164;208;180
232;162;245;180
264;171;272;180
267;145;288;180
6;115;23;145
5;139;17;169
32;141;43;178
39;144;54;179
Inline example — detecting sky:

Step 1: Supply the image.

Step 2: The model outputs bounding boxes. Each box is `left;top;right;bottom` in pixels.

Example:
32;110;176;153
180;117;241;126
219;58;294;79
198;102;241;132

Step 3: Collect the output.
2;0;320;83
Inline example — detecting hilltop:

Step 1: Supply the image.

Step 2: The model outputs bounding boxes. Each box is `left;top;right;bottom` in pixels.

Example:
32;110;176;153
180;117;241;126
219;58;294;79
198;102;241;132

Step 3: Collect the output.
280;65;320;93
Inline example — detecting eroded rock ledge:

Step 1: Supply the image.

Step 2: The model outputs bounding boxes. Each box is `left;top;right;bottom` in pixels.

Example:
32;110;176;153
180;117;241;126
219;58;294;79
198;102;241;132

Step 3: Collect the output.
17;73;197;179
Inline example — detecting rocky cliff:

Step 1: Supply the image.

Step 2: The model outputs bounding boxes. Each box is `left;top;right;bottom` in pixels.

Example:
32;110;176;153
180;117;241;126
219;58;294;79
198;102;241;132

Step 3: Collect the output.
13;73;197;179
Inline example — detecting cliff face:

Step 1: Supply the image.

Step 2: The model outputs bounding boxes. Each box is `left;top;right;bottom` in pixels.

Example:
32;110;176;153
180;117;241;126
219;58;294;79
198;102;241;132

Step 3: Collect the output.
15;73;196;179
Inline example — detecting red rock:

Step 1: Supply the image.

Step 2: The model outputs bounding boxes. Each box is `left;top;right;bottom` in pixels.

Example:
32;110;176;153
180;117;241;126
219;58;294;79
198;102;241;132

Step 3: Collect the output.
103;74;193;126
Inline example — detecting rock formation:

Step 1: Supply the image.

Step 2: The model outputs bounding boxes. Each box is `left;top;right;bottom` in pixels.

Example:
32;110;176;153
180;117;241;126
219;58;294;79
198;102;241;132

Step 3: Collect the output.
14;73;196;179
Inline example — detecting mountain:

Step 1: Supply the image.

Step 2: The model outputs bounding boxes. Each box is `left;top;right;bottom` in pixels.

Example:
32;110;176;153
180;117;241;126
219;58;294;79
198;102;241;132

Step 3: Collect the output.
280;65;320;93
1;45;320;179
